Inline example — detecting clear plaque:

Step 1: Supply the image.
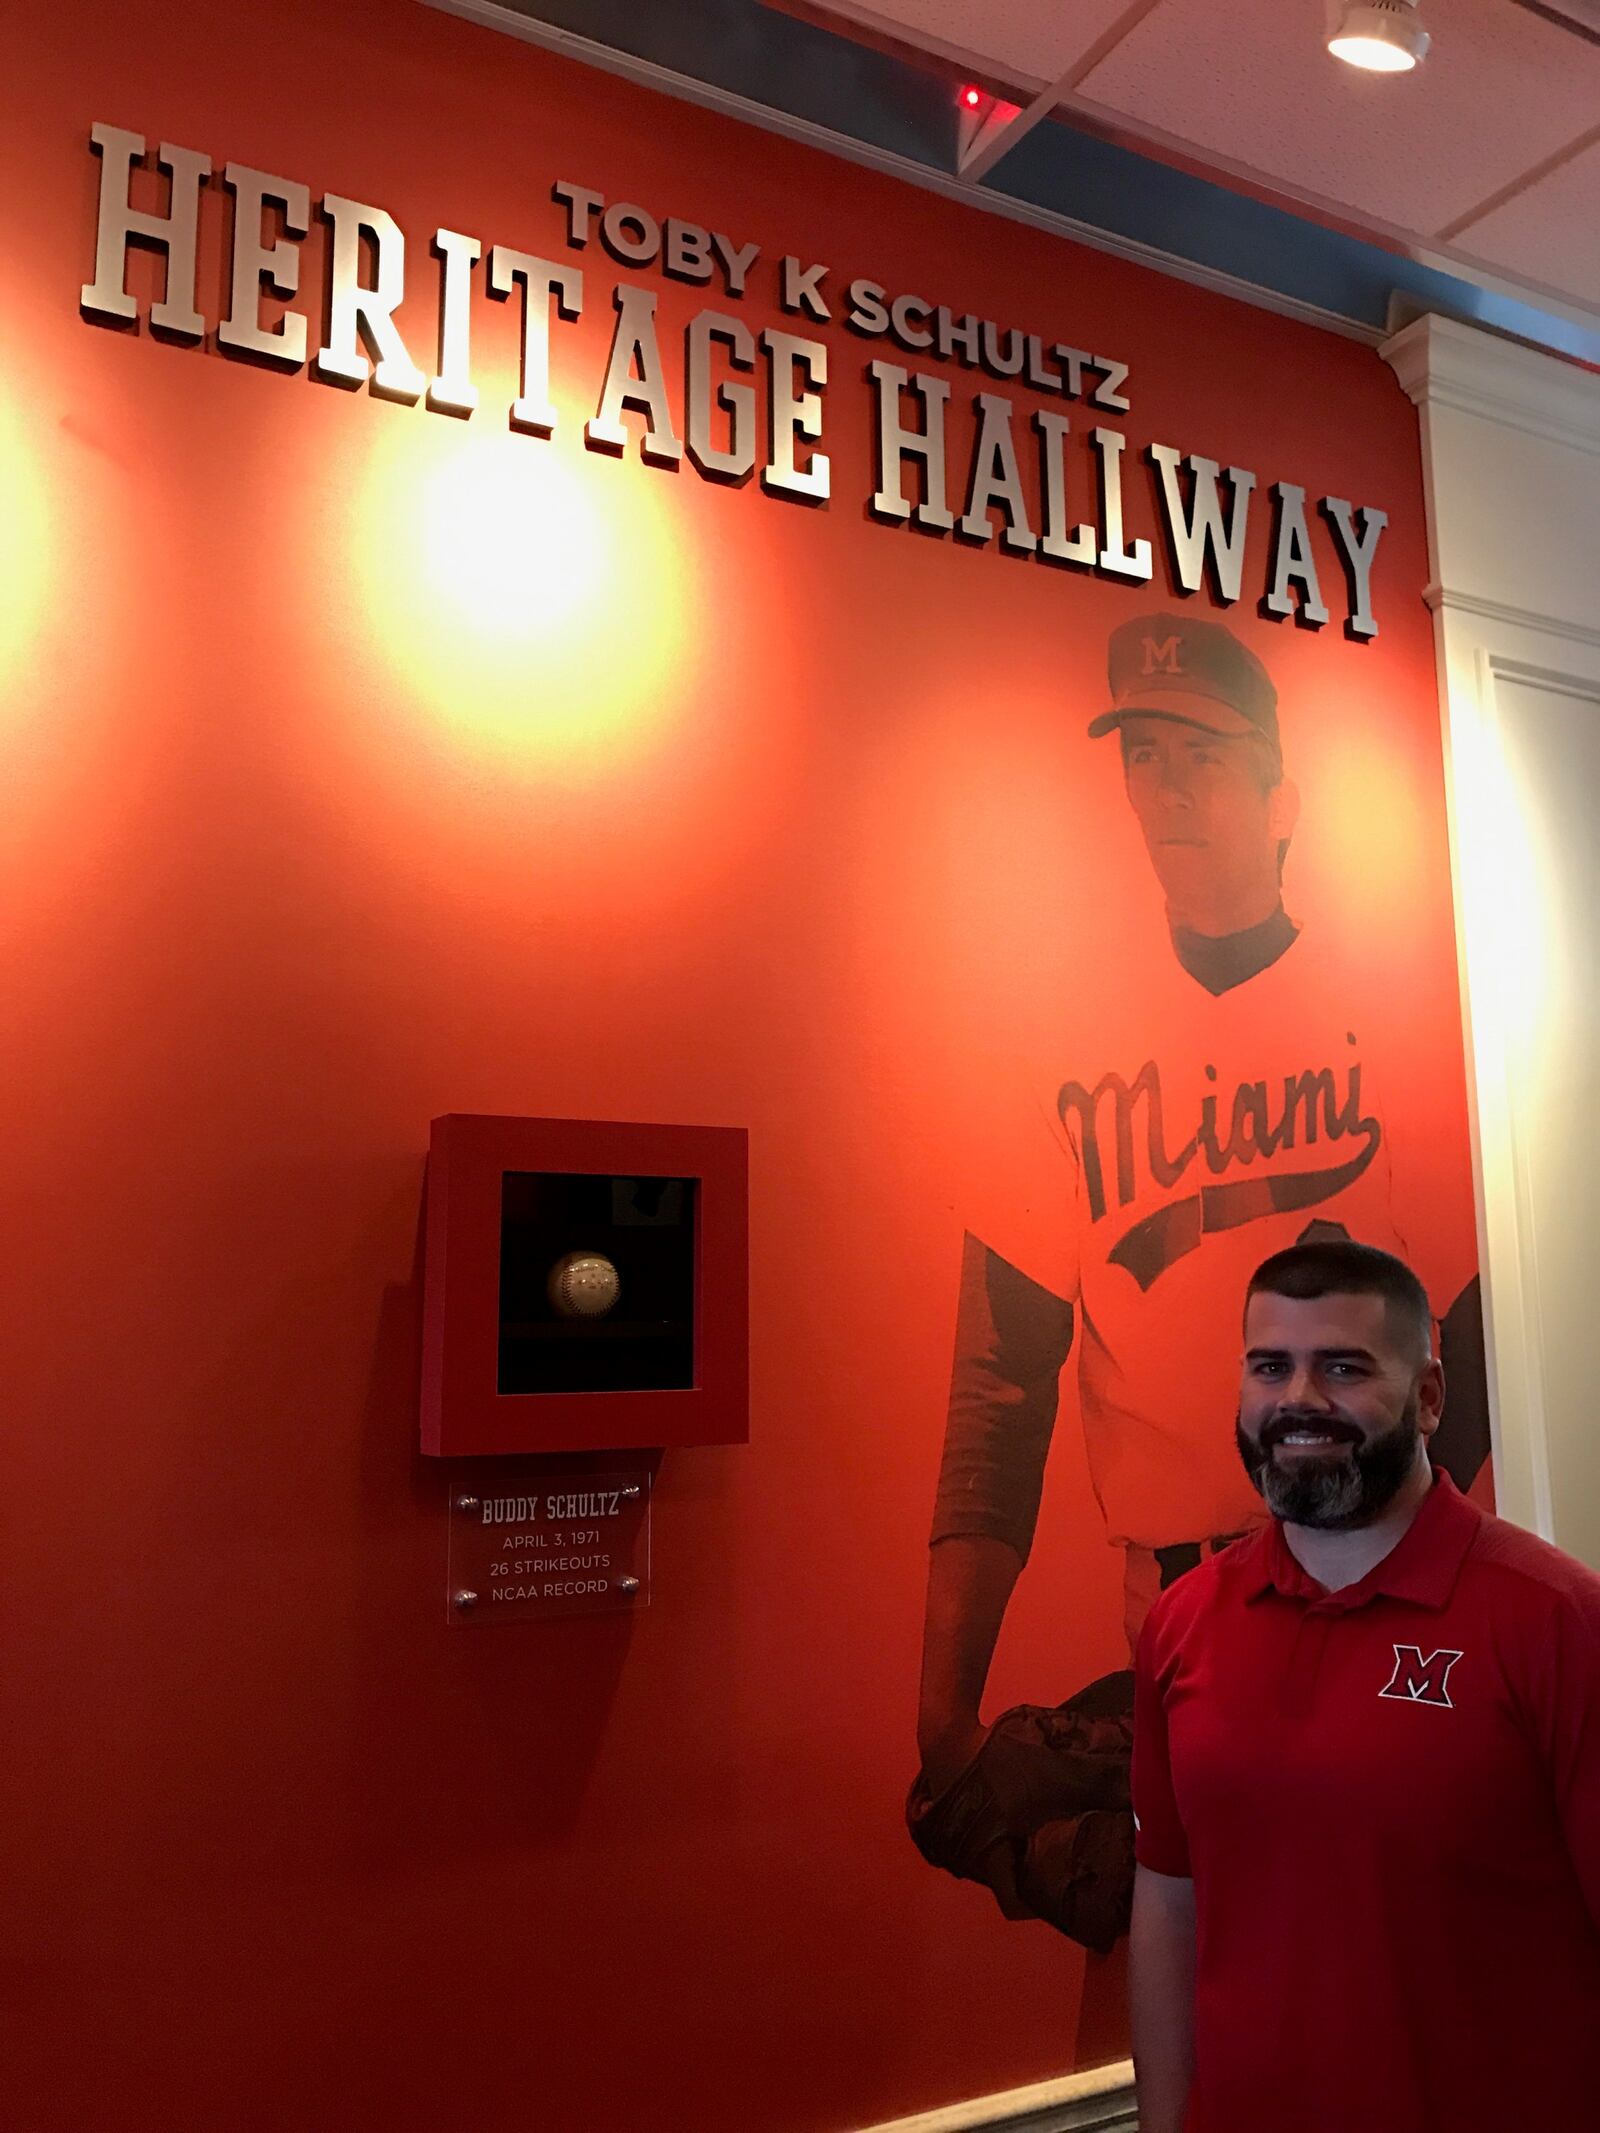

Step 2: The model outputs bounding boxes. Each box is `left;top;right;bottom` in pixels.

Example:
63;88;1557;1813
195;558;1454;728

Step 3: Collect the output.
446;1466;652;1626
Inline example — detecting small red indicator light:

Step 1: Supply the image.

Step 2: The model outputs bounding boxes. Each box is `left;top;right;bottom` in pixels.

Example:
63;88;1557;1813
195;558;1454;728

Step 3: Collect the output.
961;85;982;109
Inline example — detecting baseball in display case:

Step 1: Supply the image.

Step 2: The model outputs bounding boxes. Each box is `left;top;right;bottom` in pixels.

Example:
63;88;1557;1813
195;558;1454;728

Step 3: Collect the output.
421;1114;748;1456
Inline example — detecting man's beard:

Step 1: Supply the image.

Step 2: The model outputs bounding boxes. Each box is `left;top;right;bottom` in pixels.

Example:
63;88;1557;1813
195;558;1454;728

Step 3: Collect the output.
1235;1393;1421;1529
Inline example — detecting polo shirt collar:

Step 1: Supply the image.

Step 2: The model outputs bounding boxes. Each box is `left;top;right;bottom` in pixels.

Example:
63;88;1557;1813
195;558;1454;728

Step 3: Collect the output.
1240;1470;1481;1611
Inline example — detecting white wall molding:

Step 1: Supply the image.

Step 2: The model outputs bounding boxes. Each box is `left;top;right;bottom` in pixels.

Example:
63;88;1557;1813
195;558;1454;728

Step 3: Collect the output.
1384;313;1600;460
1486;652;1600;706
856;2061;1137;2133
1420;585;1600;654
1383;314;1600;1557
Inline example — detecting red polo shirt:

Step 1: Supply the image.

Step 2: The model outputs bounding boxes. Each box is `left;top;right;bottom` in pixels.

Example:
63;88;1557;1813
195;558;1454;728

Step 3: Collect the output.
1133;1473;1600;2133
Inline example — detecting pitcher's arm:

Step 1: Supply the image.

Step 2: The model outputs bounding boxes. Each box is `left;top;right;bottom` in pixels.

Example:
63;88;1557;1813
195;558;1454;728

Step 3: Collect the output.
918;1233;1073;1787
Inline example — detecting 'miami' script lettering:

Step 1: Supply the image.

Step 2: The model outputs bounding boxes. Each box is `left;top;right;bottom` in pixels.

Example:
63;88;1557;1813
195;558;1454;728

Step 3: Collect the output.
1053;1042;1382;1287
1058;1045;1378;1224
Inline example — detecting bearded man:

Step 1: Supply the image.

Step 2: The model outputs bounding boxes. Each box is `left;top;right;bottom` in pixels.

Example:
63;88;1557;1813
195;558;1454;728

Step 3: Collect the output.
1131;1240;1600;2133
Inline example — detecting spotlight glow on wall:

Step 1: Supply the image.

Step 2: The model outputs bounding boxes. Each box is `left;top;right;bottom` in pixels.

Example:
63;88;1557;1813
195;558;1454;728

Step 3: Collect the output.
1327;0;1430;72
337;417;694;778
1450;681;1550;1062
0;382;54;694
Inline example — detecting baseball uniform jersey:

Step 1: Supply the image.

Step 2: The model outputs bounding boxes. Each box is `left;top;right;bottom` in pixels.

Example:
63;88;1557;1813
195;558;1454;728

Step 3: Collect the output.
948;917;1413;1553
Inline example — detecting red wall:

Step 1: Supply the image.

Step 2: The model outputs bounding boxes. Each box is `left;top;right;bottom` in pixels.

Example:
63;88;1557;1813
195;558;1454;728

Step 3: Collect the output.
1;4;1479;2127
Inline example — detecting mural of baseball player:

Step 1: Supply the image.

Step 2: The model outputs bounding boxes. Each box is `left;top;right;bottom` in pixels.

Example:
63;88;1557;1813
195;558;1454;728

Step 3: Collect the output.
908;613;1490;1950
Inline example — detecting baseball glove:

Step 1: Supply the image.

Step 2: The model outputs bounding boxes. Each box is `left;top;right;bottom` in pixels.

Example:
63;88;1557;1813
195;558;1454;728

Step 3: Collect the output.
906;1669;1136;1955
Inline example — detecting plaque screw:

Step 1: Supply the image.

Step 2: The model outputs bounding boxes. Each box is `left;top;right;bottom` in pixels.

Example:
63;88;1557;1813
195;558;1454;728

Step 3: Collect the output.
455;1495;480;1512
453;1589;480;1611
620;1485;642;1500
614;1576;641;1595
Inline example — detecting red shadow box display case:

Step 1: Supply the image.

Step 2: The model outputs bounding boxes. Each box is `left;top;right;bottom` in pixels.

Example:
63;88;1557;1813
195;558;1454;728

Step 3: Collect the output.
422;1114;749;1456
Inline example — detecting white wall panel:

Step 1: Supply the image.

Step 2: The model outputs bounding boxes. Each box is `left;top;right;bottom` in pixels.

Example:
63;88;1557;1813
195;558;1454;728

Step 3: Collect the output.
1384;315;1600;1563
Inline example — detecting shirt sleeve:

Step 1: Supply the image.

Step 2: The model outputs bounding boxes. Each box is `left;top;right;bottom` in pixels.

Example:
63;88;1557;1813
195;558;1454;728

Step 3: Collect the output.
929;1234;1073;1562
959;1073;1083;1307
1133;1601;1192;1878
1541;1581;1600;1933
928;1064;1083;1562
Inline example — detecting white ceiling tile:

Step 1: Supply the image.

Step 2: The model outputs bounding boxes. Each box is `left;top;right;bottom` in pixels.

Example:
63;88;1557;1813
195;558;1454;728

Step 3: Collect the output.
1072;0;1600;238
1451;139;1600;306
801;0;1146;87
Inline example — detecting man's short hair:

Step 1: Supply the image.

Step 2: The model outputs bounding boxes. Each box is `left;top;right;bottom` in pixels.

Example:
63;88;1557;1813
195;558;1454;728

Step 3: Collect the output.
1246;1241;1433;1363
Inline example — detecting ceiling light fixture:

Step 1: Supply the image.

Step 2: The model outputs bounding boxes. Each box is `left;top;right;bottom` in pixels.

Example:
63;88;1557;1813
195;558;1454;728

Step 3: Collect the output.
1327;0;1430;71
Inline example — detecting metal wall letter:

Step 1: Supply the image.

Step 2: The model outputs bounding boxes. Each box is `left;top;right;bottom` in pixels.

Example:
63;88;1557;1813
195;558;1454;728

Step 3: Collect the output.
868;361;954;531
585;284;684;464
80;123;210;340
760;328;829;501
686;311;756;482
488;247;582;436
314;194;426;403
218;164;310;368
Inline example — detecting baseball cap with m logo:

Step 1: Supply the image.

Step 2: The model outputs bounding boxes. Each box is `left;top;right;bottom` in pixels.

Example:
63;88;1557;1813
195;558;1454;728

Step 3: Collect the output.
1090;613;1282;755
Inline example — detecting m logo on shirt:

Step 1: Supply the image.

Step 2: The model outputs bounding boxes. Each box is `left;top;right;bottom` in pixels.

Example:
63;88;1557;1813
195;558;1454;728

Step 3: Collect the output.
1380;1644;1463;1709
